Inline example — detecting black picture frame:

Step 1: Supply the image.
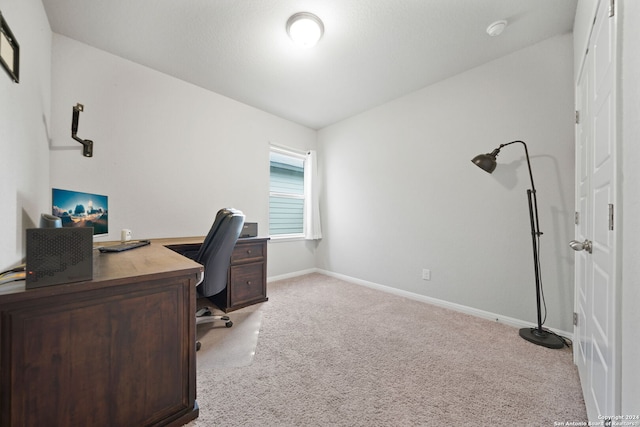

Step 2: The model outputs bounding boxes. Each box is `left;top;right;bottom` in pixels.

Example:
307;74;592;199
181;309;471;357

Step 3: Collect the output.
0;10;19;83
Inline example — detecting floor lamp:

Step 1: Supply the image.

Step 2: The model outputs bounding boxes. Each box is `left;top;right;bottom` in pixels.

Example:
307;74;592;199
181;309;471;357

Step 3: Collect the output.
471;140;564;349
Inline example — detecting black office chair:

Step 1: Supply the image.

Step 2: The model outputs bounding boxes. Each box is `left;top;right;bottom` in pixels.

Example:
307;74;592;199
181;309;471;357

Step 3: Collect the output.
185;208;245;350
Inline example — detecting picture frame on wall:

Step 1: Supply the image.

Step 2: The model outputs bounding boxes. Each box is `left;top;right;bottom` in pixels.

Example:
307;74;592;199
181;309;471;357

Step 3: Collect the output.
0;10;20;83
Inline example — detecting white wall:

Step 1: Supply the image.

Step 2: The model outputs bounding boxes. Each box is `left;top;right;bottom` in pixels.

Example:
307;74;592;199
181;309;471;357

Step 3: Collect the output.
620;0;640;416
573;0;598;82
317;34;576;333
0;0;51;271
49;35;317;277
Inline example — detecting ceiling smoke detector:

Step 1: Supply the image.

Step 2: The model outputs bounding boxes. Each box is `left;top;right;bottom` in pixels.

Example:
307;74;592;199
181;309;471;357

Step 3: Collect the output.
486;20;508;37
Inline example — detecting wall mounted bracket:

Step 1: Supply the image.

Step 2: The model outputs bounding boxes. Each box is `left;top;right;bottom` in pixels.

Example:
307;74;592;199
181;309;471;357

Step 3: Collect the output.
0;10;20;83
72;103;93;157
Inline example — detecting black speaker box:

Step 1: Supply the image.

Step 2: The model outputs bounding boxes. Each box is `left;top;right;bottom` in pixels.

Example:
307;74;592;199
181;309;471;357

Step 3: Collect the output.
240;222;258;238
26;227;93;289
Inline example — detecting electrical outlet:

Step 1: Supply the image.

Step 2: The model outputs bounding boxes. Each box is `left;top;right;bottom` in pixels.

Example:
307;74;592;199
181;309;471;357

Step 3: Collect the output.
422;269;431;281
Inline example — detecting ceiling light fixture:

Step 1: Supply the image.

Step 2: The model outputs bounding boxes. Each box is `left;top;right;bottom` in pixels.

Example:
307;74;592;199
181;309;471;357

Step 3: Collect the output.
286;12;324;48
486;20;507;37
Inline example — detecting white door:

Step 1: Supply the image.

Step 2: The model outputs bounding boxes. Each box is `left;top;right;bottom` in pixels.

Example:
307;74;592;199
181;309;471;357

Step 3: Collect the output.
573;0;619;420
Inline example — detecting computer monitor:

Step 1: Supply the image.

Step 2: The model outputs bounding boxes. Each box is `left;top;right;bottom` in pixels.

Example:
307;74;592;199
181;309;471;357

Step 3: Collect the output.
52;188;109;236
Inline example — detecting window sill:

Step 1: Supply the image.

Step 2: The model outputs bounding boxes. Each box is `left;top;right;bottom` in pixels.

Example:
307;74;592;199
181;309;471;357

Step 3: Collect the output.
268;234;305;243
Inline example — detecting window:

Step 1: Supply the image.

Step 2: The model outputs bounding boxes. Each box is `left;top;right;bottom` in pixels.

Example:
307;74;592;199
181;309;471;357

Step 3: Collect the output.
269;148;306;237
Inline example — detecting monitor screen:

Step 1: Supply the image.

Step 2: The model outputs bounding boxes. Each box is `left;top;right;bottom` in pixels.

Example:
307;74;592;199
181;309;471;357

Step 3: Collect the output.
52;188;109;236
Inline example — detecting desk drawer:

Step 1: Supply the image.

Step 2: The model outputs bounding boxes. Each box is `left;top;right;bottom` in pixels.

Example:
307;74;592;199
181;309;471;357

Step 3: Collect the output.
231;241;264;264
229;262;265;306
213;237;269;312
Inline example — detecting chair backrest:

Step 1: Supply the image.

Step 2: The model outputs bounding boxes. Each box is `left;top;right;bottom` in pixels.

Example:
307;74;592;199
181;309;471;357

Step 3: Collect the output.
195;208;245;297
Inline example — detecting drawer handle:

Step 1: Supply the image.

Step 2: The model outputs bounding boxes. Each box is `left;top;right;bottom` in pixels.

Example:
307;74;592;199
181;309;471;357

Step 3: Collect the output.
246;281;252;285
246;249;252;254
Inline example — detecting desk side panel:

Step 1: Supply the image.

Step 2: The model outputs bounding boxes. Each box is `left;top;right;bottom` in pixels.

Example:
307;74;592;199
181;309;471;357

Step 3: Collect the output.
0;273;198;427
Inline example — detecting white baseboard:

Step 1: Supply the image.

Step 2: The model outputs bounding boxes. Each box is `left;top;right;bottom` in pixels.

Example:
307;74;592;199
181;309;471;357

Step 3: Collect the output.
267;268;319;283
269;268;573;342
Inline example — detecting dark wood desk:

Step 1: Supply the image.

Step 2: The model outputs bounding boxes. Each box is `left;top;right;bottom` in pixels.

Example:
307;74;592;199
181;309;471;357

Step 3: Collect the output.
0;243;202;427
160;236;269;312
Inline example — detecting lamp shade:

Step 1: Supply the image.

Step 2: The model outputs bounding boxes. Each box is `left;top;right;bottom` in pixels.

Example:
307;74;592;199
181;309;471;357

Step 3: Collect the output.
471;153;497;173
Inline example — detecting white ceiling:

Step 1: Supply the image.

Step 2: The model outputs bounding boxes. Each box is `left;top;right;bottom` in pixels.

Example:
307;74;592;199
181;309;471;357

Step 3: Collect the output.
41;0;578;130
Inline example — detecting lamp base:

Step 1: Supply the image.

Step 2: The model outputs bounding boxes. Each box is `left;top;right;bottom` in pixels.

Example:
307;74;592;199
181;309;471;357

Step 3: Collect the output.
519;327;564;349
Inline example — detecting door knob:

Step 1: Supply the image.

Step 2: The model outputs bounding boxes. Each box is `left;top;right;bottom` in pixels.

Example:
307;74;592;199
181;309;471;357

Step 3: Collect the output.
569;239;592;254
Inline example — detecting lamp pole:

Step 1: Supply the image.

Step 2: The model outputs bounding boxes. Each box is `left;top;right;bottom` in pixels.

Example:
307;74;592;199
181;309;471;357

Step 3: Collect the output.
472;140;564;349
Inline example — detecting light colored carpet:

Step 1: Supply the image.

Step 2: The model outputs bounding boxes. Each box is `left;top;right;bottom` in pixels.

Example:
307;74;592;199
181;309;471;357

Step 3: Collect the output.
187;273;587;426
